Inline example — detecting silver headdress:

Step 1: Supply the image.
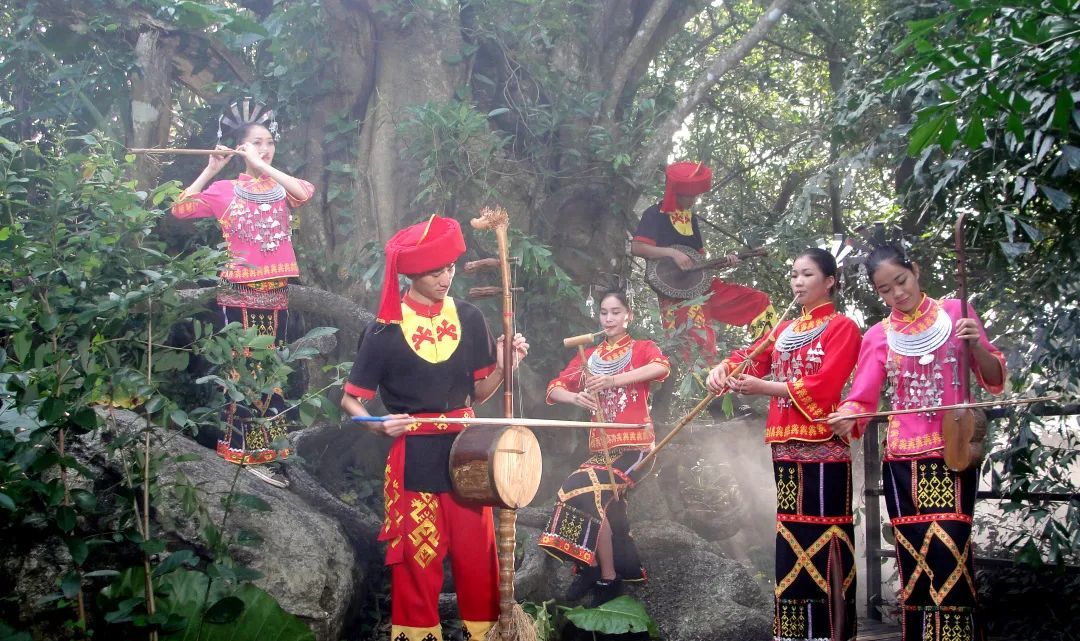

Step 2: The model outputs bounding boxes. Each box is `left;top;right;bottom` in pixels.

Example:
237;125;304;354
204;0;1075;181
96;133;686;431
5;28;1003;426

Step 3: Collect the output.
217;98;279;143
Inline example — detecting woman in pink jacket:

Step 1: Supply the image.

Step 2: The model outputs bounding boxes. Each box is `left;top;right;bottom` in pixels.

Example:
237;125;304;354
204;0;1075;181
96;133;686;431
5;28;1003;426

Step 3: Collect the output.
172;107;314;487
828;244;1005;641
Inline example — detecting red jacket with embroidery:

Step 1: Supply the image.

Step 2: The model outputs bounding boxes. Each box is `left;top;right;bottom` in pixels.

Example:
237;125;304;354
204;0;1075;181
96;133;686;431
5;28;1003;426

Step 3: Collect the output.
546;336;670;450
722;302;861;443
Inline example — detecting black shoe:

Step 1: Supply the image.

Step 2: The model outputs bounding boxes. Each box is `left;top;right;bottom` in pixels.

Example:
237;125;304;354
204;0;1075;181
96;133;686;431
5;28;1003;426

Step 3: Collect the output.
589;578;623;607
565;564;600;601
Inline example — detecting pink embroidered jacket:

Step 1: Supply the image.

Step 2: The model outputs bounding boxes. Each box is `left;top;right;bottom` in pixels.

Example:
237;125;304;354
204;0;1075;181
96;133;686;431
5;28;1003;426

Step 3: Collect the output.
839;296;1006;458
171;173;314;283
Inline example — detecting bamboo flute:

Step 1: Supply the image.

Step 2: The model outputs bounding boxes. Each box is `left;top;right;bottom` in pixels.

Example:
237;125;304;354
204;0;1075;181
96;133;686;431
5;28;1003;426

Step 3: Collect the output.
128;148;238;156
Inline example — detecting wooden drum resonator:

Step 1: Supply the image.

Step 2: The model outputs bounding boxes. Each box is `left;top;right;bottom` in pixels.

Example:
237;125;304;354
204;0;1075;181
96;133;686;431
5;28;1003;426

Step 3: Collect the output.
449;424;542;509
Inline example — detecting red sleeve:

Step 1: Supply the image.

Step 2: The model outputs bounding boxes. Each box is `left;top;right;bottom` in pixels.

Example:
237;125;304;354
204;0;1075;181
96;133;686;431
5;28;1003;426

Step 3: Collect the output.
722;322;780;378
634;339;671;382
787;316;862;421
171;179;233;220
545;351;587;404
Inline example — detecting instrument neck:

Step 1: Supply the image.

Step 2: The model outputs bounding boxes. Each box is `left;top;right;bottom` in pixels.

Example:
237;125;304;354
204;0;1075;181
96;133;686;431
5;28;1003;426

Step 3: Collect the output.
955;213;972;404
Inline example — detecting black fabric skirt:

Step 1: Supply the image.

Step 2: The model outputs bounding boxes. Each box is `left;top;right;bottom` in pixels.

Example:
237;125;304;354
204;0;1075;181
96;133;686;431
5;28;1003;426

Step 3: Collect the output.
771;439;857;641
883;455;983;641
538;447;653;581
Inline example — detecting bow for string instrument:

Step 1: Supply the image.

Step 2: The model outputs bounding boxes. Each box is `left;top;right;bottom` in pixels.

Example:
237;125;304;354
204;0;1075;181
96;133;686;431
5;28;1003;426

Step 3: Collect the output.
129;148;239;156
447;206;539;641
635;295;800;471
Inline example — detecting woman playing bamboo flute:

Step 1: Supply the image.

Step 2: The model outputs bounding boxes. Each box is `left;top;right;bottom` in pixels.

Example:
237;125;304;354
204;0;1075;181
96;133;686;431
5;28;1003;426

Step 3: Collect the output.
706;248;861;641
171;102;315;488
827;245;1005;641
538;290;670;606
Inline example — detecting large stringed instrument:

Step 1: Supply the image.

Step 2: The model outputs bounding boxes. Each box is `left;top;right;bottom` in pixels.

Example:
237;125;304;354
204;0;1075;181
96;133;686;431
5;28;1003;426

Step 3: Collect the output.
645;246;767;299
447;206;539;641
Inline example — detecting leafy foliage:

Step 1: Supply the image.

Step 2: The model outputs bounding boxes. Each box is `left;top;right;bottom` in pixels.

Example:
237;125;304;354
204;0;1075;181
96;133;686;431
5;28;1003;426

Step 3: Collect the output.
0;129;326;637
832;0;1080;564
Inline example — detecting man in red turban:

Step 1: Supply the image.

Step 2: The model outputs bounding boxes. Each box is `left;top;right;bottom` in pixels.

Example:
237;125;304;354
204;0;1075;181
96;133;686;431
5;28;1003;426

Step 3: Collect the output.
340;214;528;641
632;161;776;360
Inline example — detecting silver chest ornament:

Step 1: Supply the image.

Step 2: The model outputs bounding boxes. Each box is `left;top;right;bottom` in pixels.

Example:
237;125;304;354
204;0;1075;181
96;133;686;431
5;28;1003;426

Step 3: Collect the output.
884;303;953;417
772;317;831;409
587;343;637;417
228;182;293;253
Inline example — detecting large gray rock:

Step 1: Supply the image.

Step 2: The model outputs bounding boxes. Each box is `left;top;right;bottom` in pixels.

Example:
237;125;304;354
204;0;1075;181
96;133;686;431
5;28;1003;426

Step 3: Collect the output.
514;509;771;641
634;520;772;641
79;410;363;641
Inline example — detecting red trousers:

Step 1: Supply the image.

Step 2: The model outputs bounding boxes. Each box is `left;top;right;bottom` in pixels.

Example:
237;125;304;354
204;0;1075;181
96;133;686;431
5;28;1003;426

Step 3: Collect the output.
660;278;774;357
389;489;499;641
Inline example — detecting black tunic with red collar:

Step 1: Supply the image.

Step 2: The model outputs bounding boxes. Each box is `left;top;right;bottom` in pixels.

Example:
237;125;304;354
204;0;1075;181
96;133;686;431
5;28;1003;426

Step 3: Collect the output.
346;295;497;492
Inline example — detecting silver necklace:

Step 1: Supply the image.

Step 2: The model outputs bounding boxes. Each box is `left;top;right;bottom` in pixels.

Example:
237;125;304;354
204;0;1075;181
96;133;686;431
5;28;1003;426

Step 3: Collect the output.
233;182;286;207
886;302;952;360
587;342;633;377
775;317;831;353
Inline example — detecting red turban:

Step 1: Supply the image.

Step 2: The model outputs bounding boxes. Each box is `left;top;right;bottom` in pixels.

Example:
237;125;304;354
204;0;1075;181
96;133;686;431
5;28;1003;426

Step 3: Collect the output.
660;161;713;213
376;214;467;324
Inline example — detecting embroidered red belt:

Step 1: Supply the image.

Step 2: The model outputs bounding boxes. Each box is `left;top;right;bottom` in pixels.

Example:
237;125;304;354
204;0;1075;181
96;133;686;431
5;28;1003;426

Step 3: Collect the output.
380;407;474;565
216;278;289;309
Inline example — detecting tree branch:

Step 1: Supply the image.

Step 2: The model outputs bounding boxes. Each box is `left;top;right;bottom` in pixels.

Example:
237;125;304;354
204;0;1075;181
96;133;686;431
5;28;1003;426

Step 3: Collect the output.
634;0;793;183
177;284;374;334
601;0;676;116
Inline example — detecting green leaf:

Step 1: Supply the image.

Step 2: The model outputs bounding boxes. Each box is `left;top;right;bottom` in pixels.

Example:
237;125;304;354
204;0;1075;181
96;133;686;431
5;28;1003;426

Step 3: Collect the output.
938;116;960;152
66;536;89;565
153;549;197;577
1052;89;1074;132
70;489;97;513
224;14;269;37
234;529;264;548
299;326;338;341
173;1;224;29
169;409;190;427
299;399;318;427
908;114;946;155
83;569;121;578
229;492;272;512
205;596;246;624
961;117;986;150
246;334;276;350
144;395;165;413
999;241;1031;262
140;538;167;554
70;406;99;432
41;397;65;423
487;107;510;117
564;595;659;637
158;569;315;641
60;572;82;599
56;505;77;533
0;493;15;511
